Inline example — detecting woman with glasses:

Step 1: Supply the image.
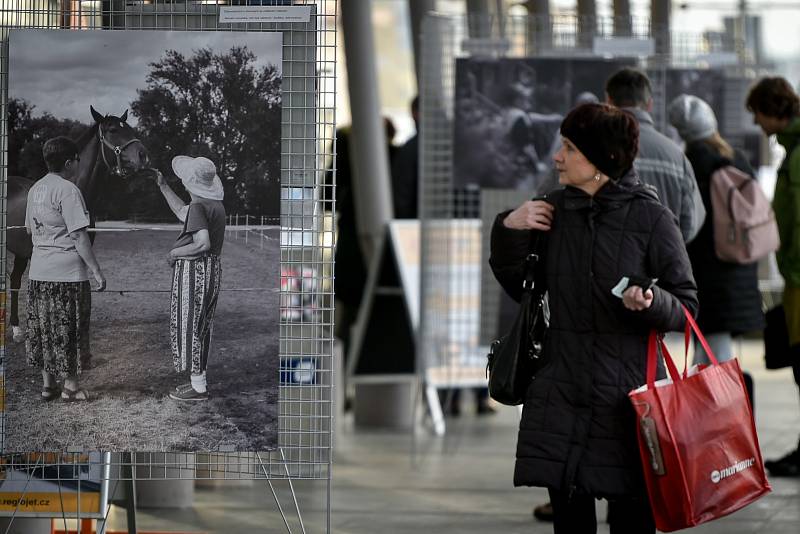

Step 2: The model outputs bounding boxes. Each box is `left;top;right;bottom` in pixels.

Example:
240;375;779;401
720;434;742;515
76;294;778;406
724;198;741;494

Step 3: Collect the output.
25;136;106;402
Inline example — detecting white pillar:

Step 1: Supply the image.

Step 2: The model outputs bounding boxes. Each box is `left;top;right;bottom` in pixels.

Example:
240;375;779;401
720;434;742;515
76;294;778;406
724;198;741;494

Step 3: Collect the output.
340;0;394;263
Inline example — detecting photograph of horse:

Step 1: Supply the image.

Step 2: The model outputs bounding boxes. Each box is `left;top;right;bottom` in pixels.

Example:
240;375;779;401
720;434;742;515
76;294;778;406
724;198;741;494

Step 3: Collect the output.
6;106;149;342
2;29;283;452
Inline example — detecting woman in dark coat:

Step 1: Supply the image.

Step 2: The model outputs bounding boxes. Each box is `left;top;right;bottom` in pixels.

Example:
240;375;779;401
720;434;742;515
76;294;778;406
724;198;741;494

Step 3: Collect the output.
668;94;765;364
490;103;698;533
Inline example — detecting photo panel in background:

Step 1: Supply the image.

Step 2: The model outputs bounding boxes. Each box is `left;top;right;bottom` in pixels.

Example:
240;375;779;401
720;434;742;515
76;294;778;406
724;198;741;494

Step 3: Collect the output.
657;67;726;143
2;29;282;452
657;68;763;169
453;56;637;192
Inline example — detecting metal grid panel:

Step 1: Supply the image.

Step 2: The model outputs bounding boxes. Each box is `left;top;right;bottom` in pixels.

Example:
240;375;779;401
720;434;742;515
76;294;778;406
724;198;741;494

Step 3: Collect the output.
418;12;746;394
0;0;336;485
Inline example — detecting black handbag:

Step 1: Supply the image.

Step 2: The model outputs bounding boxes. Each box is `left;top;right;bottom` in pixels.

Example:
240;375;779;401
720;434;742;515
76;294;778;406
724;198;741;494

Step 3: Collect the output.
764;305;796;370
486;233;548;406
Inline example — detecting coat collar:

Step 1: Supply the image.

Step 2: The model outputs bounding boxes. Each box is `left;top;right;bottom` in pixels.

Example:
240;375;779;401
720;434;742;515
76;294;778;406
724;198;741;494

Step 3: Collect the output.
562;169;658;211
621;106;655;128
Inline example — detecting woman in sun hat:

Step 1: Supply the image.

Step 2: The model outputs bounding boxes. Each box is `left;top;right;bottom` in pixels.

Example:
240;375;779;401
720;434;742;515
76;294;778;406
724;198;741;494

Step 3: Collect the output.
155;156;226;401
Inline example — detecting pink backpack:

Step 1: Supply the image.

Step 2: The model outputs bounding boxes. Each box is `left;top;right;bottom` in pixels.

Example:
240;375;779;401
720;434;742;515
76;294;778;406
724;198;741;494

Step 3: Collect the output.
710;165;779;264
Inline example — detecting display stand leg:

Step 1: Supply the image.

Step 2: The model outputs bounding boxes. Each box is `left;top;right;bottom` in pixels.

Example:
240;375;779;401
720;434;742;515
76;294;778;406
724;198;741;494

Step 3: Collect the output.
121;453;137;534
95;478;121;534
256;450;307;534
425;384;445;436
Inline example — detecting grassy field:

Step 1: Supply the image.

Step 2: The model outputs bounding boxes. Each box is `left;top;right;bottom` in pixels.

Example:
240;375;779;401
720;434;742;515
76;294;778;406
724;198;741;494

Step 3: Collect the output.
4;225;280;452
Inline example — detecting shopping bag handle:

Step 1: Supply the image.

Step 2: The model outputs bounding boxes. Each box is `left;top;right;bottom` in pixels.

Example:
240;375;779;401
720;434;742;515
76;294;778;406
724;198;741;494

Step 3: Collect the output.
646;330;681;387
682;305;719;368
646;306;717;387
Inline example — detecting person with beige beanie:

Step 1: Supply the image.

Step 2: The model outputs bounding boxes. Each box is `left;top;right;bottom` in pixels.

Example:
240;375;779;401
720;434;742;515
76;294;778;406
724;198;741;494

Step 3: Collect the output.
667;94;765;368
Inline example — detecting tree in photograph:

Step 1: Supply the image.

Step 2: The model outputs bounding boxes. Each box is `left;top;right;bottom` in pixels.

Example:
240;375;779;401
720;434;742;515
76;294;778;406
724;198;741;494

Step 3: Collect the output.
131;46;282;219
8;98;86;181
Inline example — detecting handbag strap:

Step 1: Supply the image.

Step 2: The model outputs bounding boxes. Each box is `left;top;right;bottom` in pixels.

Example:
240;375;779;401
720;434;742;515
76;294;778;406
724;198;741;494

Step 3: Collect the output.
522;233;541;292
522;196;548;293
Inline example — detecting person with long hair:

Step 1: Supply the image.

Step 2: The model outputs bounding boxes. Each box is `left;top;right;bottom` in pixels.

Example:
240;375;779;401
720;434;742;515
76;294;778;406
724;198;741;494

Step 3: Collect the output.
667;94;765;367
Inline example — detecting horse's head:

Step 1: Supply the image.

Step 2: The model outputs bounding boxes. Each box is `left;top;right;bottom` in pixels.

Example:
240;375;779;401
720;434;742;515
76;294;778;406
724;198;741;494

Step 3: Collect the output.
90;106;150;178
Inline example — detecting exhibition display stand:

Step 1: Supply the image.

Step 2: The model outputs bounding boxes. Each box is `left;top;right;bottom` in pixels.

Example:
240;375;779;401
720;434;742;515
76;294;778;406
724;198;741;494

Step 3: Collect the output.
1;2;335;532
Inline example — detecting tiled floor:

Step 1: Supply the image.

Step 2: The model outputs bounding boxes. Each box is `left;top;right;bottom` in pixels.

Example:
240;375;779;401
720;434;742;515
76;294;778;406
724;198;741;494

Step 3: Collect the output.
41;339;800;533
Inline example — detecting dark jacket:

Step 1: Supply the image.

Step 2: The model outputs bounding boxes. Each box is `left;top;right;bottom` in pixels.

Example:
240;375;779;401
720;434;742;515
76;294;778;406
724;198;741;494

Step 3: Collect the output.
684;141;765;334
391;133;419;219
489;171;698;498
324;128;367;309
625;107;706;243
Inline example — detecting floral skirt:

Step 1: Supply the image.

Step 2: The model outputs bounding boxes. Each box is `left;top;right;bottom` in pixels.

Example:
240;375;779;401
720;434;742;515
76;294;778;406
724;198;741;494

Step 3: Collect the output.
25;280;92;378
170;255;222;374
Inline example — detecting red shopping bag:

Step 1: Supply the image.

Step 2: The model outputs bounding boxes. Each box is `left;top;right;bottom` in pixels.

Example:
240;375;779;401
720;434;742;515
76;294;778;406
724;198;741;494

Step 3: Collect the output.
628;306;770;532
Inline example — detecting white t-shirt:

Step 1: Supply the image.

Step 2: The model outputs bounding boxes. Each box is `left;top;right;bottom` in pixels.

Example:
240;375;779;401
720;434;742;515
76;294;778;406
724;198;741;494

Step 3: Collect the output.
25;173;91;282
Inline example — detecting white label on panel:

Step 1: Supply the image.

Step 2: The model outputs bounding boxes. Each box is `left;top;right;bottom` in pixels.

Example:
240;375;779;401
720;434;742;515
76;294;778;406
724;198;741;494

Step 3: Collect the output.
593;37;655;57
219;6;312;24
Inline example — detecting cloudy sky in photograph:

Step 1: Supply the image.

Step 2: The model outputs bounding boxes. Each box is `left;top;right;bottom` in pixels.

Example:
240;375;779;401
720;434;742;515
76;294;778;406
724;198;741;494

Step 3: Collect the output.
9;29;283;125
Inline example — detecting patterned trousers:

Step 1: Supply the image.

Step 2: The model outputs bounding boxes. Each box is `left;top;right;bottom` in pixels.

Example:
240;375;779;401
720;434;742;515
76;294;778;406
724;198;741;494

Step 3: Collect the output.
170;255;222;374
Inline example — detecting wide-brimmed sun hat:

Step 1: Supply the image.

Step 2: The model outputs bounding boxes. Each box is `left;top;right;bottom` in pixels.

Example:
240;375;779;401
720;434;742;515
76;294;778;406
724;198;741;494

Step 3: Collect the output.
171;156;224;201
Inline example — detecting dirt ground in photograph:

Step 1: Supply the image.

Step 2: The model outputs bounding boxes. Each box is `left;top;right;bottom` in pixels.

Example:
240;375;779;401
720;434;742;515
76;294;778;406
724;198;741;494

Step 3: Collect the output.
3;225;280;451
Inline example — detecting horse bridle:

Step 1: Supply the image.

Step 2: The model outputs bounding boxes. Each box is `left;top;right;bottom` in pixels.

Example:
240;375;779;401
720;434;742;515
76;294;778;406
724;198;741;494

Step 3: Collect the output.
98;122;143;177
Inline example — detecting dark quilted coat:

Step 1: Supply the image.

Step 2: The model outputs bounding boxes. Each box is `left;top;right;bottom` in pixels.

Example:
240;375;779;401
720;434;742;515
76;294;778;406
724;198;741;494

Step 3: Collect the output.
683;141;765;335
489;171;698;498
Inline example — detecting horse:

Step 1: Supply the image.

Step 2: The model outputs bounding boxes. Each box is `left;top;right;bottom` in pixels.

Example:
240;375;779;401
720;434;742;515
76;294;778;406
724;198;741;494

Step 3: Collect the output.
6;106;150;342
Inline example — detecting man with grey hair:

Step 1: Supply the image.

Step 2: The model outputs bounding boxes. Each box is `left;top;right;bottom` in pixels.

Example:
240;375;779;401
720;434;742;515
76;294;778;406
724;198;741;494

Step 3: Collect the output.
604;67;705;242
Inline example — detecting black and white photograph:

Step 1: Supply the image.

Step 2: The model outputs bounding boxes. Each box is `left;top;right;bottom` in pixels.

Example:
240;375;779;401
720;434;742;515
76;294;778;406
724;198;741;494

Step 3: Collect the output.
2;29;283;452
658;67;726;142
453;56;637;190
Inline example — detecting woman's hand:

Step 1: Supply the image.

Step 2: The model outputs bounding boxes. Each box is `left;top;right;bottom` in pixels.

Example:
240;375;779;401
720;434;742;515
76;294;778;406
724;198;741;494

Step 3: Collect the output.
503;200;554;231
92;269;106;292
622;286;653;311
155;170;166;188
167;251;177;267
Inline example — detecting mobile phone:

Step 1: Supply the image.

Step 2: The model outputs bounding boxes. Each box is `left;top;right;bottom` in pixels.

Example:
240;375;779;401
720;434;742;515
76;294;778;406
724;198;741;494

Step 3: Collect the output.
611;276;658;298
